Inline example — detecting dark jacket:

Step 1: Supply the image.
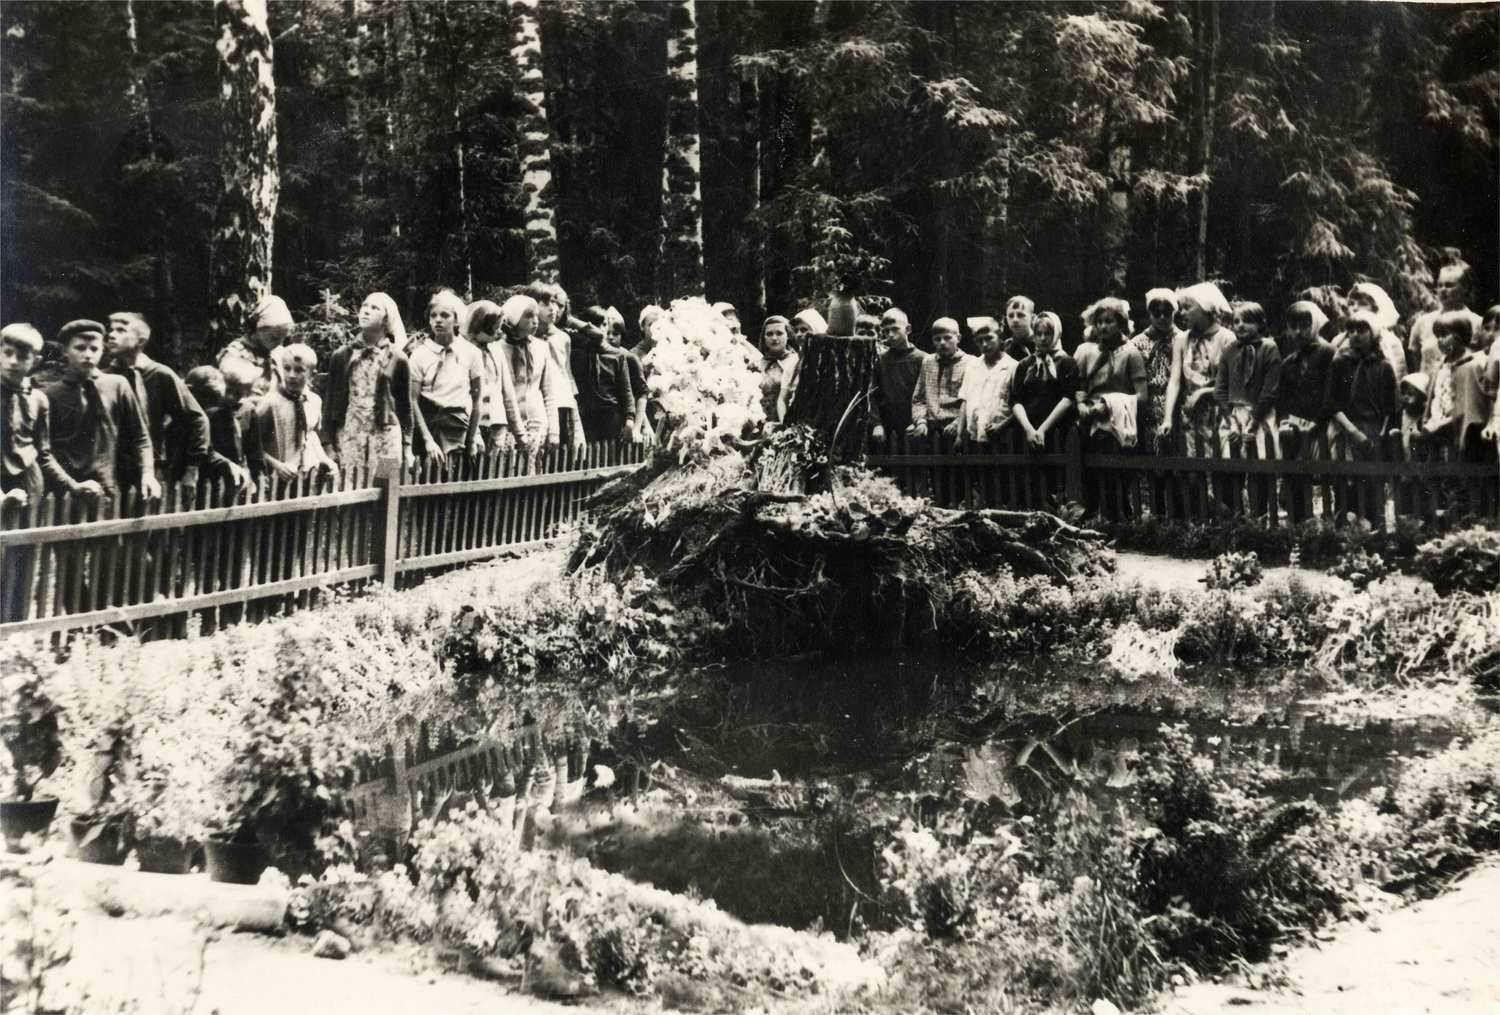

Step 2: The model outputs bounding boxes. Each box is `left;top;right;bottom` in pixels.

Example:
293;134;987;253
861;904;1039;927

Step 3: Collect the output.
114;353;233;482
321;342;415;441
2;381;73;498
1277;337;1336;424
41;373;154;493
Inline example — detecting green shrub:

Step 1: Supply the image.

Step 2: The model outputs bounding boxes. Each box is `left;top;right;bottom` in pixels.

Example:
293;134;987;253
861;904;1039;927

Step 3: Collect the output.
1203;551;1263;591
1413;525;1500;597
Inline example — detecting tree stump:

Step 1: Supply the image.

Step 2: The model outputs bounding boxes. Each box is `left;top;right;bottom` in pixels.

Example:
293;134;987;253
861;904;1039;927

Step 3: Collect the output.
785;334;881;457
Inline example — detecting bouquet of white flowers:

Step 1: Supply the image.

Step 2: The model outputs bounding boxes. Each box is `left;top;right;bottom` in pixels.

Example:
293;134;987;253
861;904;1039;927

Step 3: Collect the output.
643;298;766;464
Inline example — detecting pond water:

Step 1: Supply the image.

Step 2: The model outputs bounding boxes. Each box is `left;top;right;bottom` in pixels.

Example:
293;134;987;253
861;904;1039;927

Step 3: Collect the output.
561;655;1486;935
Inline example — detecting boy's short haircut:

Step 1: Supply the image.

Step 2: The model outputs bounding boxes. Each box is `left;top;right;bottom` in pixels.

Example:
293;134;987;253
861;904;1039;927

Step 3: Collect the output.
524;281;554;305
57;319;106;345
1432;309;1475;345
184;365;227;403
220;357;264;391
110;311;151;338
281;343;317;369
1232;301;1267;328
1;323;44;353
1484;304;1500;328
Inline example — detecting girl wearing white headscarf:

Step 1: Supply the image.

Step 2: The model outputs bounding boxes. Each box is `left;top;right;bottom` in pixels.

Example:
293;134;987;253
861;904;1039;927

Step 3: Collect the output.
498;294;560;450
1337;282;1407;381
218;293;294;395
1161;282;1234;457
1132;287;1183;452
323;291;418;475
1003;311;1079;451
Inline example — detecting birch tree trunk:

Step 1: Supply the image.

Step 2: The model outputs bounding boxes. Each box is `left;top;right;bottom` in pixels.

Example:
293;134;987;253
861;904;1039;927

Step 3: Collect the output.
210;0;279;346
657;0;706;300
510;0;561;283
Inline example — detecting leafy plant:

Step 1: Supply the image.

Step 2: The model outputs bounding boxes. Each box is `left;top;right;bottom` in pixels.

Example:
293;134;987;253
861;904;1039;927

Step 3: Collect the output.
214;625;362;877
0;644;65;802
1202;551;1263;591
1413;526;1500;597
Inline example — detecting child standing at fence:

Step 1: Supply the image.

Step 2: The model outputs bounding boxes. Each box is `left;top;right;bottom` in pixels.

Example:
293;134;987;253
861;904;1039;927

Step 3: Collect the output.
2;324;74;622
1277;301;1335;522
190;359;263;474
499;294;561;454
462;300;526;455
324;292;417;477
1215;302;1281;515
870;308;927;451
1422;312;1491;463
42;320;159;502
247;343;337;486
1074;298;1146;452
1005;312;1077;451
1337;282;1407;382
1161;283;1233;459
529;282;585;452
910;318;973;452
1328;312;1396;525
957;316;1018;448
410;289;483;464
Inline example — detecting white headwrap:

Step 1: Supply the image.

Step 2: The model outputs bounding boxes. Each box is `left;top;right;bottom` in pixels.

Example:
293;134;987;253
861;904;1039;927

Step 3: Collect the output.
364;292;406;345
1144;287;1178;314
1348;282;1399;333
1174;282;1230;320
500;294;540;337
251;294;293;331
1286;300;1329;339
792;308;828;334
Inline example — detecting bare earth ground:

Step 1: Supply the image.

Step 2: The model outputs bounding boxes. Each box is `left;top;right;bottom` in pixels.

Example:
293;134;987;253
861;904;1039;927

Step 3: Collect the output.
65;911;623;1015
1159;863;1500;1015
1112;551;1355;596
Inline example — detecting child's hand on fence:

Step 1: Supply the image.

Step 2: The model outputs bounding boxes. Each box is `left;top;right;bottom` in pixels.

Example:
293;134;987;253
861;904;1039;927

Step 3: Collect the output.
141;474;162;501
75;479;105;499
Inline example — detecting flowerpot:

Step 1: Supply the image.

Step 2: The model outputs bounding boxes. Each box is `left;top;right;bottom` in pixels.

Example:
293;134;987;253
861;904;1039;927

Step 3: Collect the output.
135;835;196;875
205;838;268;885
69;817;129;865
1;797;59;853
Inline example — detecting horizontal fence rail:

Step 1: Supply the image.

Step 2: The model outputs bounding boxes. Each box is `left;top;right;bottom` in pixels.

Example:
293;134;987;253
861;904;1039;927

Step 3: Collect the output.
0;439;648;638
868;427;1500;526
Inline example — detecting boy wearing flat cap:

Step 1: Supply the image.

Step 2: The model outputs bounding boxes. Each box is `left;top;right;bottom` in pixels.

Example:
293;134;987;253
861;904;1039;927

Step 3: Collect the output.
41;319;159;500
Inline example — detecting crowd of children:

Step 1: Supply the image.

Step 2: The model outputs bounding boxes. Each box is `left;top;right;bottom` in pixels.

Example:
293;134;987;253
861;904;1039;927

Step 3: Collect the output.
3;260;1498;529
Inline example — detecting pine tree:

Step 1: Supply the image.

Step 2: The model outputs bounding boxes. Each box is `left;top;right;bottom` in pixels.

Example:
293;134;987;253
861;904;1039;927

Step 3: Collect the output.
658;0;706;300
209;0;280;346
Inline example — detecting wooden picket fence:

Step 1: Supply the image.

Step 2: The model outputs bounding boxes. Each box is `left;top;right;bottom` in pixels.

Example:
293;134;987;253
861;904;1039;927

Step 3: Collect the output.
868;427;1500;525
0;439;648;638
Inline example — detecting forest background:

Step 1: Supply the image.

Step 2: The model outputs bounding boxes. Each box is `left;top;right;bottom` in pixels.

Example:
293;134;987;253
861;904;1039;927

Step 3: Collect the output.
1;0;1496;372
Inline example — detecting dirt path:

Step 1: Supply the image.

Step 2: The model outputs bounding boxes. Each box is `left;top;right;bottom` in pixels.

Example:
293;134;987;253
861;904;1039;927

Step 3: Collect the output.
1159;864;1500;1015
64;912;623;1015
1112;551;1355;596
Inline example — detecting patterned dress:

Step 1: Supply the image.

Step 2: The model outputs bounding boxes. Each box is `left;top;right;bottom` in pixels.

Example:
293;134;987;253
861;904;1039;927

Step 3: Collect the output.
1180;326;1231;458
1131;328;1178;452
335;345;403;476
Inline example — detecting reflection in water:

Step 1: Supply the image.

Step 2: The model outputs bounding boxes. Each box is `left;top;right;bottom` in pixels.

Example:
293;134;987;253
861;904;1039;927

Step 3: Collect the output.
909;705;1462;817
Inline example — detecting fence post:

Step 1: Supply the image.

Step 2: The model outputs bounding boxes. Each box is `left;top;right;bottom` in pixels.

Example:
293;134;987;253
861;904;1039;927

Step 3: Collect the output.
1064;429;1085;507
373;460;401;586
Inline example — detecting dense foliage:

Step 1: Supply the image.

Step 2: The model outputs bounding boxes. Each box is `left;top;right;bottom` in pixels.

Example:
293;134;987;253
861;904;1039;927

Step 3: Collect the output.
2;2;1495;370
